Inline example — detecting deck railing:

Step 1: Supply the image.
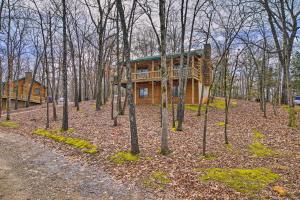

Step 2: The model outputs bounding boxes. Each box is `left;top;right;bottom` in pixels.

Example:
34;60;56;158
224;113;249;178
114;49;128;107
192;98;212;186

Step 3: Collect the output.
124;67;200;82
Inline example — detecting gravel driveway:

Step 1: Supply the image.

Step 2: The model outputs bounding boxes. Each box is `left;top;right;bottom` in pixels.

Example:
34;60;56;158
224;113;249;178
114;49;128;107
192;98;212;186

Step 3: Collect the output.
0;132;143;200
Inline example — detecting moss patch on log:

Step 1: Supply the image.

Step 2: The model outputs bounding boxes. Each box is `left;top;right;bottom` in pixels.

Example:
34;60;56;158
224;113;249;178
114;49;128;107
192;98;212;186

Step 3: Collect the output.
0;120;19;128
200;168;280;194
33;129;97;154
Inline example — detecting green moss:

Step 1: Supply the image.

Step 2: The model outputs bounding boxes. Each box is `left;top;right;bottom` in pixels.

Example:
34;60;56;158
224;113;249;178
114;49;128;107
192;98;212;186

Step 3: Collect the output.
185;104;206;112
145;156;154;161
170;127;177;132
59;128;75;133
203;153;217;160
249;141;277;157
217;121;225;126
200;168;280;194
109;151;139;165
0;120;19;128
143;171;172;189
33;129;97;154
226;143;233;151
253;130;265;139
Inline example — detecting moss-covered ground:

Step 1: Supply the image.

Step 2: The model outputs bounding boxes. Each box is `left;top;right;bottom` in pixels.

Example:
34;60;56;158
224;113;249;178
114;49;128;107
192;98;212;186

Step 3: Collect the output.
143;171;172;189
33;129;97;154
0;120;20;128
109;151;139;164
200;168;280;194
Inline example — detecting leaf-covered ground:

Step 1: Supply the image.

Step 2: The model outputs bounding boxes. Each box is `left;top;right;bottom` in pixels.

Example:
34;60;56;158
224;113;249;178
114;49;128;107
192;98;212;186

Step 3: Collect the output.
1;100;299;199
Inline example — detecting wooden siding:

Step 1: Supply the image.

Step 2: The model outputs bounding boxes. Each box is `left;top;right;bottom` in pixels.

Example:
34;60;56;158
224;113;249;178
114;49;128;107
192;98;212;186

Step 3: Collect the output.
134;79;206;105
2;78;46;104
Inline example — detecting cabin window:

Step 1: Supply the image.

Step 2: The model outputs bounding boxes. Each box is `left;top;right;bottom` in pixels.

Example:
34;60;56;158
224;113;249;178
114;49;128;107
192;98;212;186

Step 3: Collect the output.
139;87;148;98
34;88;40;95
173;85;179;97
137;68;149;79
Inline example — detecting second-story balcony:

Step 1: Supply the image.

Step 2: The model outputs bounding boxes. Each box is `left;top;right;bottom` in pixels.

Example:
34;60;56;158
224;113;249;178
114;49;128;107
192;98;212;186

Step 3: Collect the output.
122;67;200;83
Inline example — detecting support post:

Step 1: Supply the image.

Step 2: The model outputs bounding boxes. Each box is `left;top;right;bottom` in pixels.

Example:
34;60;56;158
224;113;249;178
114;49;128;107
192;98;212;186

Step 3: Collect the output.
134;82;137;104
152;81;154;104
192;78;194;104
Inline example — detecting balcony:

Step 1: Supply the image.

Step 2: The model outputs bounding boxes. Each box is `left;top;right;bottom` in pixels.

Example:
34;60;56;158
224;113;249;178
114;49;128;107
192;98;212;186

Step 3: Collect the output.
122;67;200;83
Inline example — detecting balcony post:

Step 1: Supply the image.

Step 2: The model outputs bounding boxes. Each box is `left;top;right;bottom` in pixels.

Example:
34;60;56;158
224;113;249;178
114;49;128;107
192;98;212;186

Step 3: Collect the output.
192;79;194;104
171;57;173;78
192;55;194;77
134;82;137;104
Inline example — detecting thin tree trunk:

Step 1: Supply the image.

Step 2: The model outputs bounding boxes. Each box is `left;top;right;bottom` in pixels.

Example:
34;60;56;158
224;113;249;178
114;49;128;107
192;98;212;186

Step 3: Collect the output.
0;58;3;118
159;0;169;155
49;12;57;121
116;0;139;155
61;0;68;131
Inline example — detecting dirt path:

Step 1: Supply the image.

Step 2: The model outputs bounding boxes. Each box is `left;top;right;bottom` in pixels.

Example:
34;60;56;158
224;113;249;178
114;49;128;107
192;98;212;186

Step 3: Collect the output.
0;132;143;200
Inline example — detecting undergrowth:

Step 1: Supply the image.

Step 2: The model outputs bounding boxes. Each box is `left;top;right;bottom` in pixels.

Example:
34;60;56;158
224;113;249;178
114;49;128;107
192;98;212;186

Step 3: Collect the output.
200;167;280;194
33;129;97;154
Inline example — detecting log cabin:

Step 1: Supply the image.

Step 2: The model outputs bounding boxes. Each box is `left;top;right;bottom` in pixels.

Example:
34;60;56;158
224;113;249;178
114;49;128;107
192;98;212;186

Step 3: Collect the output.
120;44;212;105
2;72;47;109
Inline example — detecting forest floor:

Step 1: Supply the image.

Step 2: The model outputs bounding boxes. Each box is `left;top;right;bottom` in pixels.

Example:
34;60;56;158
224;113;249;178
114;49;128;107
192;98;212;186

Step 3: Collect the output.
0;99;299;200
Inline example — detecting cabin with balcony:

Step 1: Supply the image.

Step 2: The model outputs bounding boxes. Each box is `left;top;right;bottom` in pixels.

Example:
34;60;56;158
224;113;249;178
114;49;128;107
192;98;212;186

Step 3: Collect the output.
2;72;47;109
121;46;212;105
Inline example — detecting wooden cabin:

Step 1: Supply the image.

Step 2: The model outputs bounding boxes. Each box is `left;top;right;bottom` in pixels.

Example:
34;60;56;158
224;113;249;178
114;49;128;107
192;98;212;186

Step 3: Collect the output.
2;72;47;108
121;45;212;105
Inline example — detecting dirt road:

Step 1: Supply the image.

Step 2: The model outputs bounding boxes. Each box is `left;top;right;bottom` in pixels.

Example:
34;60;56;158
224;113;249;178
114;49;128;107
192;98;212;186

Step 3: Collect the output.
0;132;142;200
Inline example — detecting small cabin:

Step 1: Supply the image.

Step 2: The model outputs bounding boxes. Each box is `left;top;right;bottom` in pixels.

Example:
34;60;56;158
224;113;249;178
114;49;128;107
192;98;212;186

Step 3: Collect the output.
120;46;212;105
2;72;46;108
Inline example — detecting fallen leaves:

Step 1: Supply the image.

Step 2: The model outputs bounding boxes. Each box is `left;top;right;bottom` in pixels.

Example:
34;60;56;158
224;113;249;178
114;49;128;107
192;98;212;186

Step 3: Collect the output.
1;100;299;199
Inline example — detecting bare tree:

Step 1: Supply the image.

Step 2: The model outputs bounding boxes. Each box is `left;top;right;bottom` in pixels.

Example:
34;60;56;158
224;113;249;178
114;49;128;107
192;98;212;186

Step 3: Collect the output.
116;0;140;155
159;0;170;155
259;0;299;127
61;0;68;131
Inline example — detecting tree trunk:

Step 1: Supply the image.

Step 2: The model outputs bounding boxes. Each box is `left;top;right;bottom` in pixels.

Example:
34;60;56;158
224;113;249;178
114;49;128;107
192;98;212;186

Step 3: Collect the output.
49;12;57;121
159;0;170;155
116;0;139;155
0;58;3;118
61;0;68;131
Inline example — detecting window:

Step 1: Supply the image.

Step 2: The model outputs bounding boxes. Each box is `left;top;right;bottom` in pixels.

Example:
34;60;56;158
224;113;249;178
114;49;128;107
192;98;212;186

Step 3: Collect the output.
137;68;149;79
139;87;148;98
173;85;179;97
34;88;40;95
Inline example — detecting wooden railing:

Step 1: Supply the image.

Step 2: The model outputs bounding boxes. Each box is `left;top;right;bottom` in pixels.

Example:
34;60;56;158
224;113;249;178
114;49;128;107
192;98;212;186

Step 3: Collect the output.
123;67;200;82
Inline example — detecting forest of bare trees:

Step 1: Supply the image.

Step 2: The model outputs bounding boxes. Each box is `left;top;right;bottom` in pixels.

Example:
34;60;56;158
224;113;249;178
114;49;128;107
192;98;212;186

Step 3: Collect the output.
0;0;299;155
